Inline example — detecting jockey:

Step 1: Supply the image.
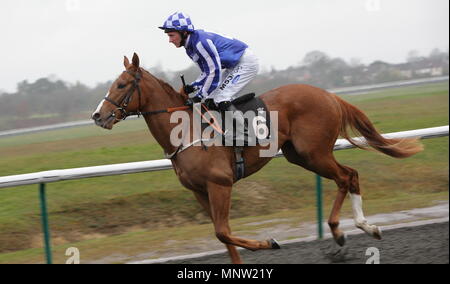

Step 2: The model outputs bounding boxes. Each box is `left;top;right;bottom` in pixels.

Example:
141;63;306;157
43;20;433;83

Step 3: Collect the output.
159;12;259;114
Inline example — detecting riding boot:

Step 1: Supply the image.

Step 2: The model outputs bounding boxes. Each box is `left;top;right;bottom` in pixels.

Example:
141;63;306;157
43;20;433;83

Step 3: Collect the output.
229;104;248;146
220;103;255;147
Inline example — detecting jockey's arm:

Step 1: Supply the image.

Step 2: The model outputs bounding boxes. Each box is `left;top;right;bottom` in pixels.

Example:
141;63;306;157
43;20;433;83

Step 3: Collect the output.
190;39;222;100
191;70;206;89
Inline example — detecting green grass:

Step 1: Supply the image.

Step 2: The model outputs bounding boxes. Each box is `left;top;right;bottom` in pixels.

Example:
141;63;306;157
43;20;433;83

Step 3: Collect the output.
0;118;150;148
0;81;448;263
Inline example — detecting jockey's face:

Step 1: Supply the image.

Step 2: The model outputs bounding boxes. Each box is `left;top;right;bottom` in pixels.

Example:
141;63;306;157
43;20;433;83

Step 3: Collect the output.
167;31;183;48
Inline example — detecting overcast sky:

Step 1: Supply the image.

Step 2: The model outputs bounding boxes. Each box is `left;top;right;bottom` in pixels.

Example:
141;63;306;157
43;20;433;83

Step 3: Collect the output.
0;0;448;92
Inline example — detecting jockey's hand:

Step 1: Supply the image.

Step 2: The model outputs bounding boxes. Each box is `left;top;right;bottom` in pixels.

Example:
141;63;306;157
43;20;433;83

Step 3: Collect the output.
185;96;202;107
204;99;217;111
184;84;196;95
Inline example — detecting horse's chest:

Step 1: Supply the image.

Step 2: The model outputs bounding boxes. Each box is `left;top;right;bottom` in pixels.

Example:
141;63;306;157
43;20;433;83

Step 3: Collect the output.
172;161;205;192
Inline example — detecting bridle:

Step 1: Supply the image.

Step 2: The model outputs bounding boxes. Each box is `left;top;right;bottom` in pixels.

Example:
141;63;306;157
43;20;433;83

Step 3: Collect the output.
103;70;145;121
103;70;189;121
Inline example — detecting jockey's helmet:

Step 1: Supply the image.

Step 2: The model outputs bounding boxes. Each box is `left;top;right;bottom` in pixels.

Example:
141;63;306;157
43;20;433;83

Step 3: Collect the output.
159;12;195;33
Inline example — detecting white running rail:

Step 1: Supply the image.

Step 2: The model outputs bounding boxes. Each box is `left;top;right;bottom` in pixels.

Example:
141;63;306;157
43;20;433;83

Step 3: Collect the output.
0;126;448;189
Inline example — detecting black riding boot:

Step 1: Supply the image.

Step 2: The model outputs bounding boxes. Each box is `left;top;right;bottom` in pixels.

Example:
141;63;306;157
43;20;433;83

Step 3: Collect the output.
219;102;254;147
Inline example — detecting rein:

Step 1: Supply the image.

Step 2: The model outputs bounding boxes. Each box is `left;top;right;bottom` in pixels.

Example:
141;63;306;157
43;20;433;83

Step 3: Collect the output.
104;70;190;121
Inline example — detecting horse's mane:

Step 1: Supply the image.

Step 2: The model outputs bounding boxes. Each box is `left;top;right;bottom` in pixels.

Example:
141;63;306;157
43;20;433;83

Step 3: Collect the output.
141;68;187;101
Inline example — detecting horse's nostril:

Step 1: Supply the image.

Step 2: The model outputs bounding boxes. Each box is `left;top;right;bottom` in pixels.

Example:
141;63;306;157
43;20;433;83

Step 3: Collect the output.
92;112;101;120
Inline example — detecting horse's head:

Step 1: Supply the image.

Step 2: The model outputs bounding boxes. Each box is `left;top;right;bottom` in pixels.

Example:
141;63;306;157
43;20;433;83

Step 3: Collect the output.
92;53;144;129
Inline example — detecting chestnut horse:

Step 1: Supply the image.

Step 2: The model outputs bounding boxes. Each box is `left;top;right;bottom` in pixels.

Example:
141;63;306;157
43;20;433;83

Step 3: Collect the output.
92;53;423;264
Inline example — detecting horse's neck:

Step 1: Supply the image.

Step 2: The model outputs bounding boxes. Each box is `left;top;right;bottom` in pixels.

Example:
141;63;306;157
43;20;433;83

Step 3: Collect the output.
142;72;185;109
140;73;187;154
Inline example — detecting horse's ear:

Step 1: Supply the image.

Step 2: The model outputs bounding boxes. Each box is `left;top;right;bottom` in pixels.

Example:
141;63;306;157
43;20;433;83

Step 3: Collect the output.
124;56;130;68
132;53;140;69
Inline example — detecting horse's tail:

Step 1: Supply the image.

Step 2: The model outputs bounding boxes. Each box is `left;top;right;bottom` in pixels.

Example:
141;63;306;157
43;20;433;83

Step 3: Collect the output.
335;96;423;158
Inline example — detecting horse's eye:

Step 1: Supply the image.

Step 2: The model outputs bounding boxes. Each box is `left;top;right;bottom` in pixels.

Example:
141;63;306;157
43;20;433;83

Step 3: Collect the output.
118;83;126;89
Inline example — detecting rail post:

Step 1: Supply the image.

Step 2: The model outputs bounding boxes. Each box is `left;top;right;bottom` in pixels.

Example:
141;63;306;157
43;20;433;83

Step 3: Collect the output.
39;183;52;264
316;175;324;239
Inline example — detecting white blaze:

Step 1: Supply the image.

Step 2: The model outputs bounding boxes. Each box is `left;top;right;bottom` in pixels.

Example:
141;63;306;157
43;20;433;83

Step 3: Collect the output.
93;91;110;116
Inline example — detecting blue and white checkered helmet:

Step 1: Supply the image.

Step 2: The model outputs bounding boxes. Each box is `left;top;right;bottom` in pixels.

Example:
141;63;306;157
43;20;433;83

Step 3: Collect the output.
159;12;195;32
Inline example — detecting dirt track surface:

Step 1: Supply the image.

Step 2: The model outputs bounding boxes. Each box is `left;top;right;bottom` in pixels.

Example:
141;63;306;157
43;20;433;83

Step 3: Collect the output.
164;222;449;264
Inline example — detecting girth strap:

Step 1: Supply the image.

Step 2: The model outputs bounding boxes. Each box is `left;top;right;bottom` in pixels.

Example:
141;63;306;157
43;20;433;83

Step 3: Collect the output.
234;147;245;181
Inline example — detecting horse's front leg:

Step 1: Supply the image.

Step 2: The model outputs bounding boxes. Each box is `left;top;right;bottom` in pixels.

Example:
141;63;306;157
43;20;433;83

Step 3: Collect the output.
193;191;243;264
207;181;280;252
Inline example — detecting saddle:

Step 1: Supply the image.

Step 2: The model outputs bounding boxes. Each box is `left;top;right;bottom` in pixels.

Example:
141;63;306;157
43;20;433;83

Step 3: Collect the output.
226;93;272;146
200;93;272;147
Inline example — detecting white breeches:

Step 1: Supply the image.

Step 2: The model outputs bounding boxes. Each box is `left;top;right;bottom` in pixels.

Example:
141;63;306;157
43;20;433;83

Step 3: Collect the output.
212;48;260;104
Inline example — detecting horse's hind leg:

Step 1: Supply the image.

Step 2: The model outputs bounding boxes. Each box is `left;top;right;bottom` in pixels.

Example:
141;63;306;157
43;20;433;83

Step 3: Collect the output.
347;182;382;240
206;181;280;252
193;191;243;264
332;164;381;241
282;141;381;246
282;142;346;245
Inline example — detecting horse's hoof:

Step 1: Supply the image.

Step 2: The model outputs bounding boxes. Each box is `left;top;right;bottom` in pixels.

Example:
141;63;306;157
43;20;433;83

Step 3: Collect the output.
335;233;347;247
372;226;382;240
268;238;281;249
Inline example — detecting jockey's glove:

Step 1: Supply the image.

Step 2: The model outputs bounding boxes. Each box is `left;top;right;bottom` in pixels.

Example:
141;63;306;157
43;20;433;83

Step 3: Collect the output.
184;84;196;95
218;101;232;112
185;96;202;107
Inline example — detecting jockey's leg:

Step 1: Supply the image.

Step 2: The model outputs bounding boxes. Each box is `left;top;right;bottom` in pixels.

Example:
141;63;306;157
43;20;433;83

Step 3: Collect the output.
221;104;248;147
213;48;259;105
214;49;259;147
